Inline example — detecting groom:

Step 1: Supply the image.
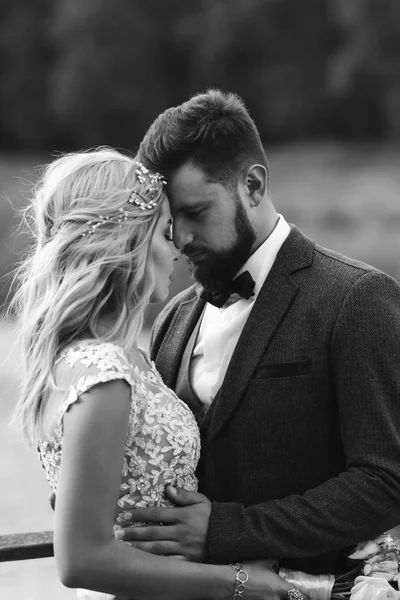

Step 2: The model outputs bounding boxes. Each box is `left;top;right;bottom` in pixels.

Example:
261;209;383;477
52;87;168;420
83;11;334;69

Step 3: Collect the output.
120;90;400;574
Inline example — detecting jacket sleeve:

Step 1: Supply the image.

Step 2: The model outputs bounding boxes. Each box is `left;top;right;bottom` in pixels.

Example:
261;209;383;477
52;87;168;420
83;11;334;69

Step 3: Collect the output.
207;270;400;563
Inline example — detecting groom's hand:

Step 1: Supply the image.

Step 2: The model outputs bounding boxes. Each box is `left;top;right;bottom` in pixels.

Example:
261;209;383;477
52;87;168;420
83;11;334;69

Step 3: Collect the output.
115;486;211;562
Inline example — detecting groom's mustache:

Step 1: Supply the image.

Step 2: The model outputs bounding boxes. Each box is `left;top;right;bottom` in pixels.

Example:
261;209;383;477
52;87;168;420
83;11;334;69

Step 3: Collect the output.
182;244;209;260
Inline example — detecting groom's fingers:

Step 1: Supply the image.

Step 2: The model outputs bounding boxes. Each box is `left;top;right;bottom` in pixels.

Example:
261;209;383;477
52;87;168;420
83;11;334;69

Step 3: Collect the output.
117;525;178;542
123;506;180;524
126;540;184;556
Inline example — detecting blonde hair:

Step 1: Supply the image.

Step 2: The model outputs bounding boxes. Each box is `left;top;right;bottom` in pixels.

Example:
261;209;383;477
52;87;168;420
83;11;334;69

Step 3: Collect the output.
12;147;165;445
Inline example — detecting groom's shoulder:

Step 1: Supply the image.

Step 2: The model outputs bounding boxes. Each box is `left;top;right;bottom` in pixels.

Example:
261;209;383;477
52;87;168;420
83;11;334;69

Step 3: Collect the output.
153;283;199;327
288;226;398;292
150;284;200;356
311;240;400;297
314;242;376;276
165;283;200;311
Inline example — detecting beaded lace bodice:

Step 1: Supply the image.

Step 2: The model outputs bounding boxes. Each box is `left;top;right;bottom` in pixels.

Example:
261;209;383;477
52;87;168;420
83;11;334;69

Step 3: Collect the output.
37;341;200;532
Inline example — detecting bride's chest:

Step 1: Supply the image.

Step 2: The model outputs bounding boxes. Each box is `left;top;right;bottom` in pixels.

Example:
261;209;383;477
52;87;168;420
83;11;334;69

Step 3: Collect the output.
125;371;201;465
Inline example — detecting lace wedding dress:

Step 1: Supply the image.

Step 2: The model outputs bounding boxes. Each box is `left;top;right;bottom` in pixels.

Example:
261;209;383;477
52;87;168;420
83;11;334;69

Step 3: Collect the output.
38;341;201;599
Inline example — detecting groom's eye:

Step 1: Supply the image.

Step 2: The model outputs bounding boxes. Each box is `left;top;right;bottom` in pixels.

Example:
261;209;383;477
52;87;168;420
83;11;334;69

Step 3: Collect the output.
188;207;206;218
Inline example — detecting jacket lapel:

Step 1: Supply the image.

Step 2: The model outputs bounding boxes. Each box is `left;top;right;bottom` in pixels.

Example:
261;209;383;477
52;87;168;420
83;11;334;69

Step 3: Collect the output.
204;225;314;440
155;290;205;390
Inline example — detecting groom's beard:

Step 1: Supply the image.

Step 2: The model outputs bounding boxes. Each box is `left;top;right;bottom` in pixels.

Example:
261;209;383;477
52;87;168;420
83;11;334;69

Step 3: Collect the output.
185;199;256;292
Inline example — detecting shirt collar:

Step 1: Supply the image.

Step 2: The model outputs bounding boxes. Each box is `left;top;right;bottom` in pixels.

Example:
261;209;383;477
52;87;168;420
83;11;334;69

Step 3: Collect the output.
238;214;291;298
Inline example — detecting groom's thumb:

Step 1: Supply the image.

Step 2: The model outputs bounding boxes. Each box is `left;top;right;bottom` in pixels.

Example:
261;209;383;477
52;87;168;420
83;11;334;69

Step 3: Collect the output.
165;485;203;506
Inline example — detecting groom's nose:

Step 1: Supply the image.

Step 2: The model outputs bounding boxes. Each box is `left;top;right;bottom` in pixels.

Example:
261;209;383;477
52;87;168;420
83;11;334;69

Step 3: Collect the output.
173;221;194;251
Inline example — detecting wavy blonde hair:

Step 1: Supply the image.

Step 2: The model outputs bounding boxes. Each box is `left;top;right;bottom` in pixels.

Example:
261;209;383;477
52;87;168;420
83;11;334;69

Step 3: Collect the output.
12;147;165;445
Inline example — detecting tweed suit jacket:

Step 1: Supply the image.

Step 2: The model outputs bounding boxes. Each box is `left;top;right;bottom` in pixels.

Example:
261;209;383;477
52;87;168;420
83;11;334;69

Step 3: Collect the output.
150;225;400;574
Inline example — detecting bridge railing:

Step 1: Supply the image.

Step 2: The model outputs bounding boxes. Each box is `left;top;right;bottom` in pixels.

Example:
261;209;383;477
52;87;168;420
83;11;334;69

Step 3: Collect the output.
0;531;53;562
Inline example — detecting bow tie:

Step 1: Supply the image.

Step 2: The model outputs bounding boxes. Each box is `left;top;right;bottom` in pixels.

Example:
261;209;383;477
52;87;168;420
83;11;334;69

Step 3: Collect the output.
200;271;255;308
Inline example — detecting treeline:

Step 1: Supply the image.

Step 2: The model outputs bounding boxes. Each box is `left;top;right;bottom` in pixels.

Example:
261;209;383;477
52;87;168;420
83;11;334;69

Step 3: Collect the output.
1;0;400;151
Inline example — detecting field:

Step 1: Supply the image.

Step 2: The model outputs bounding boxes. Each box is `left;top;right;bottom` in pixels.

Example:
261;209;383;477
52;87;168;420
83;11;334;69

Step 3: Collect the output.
1;143;400;598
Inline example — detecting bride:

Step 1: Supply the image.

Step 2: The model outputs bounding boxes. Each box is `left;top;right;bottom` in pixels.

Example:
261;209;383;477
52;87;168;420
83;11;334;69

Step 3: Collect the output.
12;147;304;600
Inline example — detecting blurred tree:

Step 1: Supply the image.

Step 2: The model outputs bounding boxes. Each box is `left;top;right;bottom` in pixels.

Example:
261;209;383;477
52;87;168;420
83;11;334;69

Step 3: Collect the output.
0;0;399;148
51;0;202;151
328;0;400;138
0;0;54;149
196;0;341;141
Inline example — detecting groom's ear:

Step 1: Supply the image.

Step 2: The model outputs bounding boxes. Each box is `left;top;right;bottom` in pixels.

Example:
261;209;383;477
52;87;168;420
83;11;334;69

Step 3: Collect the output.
245;164;268;206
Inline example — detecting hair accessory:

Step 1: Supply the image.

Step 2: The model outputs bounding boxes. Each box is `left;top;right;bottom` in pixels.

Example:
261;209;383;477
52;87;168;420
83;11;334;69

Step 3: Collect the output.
230;563;248;600
81;207;129;237
128;190;160;211
127;161;166;211
81;161;166;237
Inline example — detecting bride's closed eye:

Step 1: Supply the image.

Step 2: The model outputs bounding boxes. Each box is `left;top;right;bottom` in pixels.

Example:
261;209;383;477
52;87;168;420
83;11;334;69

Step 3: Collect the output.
164;223;173;242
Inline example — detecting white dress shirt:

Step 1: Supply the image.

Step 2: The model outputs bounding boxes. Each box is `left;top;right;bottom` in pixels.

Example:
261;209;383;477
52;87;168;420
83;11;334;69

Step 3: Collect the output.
190;215;291;408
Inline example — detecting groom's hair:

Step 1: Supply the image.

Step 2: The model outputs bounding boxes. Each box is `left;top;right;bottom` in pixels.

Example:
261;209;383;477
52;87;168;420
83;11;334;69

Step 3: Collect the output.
138;89;269;190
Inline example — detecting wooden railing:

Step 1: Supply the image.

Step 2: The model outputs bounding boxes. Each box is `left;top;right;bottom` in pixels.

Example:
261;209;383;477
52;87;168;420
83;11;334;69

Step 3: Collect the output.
0;531;53;562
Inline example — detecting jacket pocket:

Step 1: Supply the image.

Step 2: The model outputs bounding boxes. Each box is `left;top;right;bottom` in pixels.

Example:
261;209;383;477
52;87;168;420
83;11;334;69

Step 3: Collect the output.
252;359;311;379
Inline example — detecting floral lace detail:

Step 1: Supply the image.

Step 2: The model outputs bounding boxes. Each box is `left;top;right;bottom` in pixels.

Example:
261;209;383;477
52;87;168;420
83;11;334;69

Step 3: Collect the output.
62;342;130;372
38;341;200;534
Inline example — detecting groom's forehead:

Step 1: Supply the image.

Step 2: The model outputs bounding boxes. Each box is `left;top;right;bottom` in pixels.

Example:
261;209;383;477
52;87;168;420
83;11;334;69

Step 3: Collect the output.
169;162;211;191
168;189;215;216
168;165;221;212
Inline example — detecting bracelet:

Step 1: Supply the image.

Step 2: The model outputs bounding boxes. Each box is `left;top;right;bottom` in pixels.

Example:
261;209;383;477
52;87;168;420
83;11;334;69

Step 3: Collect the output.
230;563;249;600
287;589;303;599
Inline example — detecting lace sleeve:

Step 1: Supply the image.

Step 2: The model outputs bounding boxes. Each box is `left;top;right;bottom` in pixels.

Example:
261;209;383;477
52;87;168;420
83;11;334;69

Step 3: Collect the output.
54;341;135;425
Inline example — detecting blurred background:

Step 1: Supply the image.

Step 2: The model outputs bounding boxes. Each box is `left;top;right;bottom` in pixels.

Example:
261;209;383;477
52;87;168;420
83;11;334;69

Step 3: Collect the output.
1;0;400;597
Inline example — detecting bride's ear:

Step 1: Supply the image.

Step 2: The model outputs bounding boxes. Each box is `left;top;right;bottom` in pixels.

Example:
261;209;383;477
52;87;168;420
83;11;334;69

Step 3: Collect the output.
245;165;268;207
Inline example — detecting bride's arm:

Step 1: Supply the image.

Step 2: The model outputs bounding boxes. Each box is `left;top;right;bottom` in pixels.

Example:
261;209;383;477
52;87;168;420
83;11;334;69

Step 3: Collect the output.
55;378;290;600
56;378;226;599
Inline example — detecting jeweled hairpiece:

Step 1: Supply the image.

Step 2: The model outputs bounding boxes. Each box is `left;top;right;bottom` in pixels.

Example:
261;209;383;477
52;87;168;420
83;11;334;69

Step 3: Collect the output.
81;161;166;237
127;163;166;211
